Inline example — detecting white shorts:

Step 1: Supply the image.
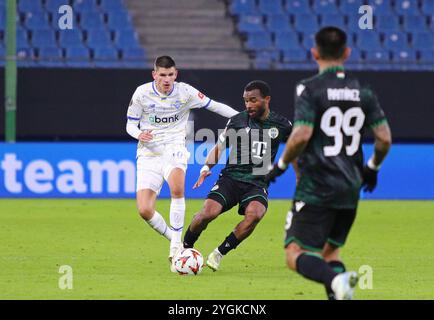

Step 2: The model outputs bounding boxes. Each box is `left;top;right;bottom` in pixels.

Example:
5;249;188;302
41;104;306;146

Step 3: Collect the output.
136;144;190;194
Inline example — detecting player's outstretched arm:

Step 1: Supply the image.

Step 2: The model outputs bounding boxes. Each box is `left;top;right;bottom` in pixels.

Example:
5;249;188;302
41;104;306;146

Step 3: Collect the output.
265;125;313;184
193;142;224;189
205;100;238;118
362;123;392;192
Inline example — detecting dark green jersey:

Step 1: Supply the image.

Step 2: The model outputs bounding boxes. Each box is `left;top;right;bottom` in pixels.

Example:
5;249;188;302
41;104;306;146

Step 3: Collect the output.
294;66;387;209
219;110;292;188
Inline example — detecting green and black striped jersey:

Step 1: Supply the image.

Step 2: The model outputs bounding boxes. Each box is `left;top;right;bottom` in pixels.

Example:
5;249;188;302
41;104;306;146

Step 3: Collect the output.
293;66;387;209
219;110;292;188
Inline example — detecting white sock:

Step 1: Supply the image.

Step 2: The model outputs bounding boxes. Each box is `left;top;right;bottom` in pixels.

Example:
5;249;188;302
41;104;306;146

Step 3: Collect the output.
170;197;185;247
146;211;172;241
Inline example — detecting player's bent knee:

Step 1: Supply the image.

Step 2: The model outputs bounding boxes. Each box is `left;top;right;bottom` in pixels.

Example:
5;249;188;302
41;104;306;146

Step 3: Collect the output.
137;206;154;220
202;201;222;221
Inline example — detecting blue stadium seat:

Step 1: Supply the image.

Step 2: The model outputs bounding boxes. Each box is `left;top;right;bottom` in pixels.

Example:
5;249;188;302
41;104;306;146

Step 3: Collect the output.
258;0;284;15
245;32;273;50
356;31;383;50
339;0;364;15
265;14;291;33
419;49;434;62
237;15;265;33
65;46;92;67
122;47;148;68
293;14;319;32
391;48;416;62
301;32;316;49
15;29;30;48
229;0;257;16
394;0;421;16
347;14;365;32
122;47;146;60
106;12;133;31
320;14;346;29
421;0;434;15
256;50;280;62
86;29;113;48
383;31;408;50
282;49;307;62
364;49;390;63
99;0;126;12
71;0;99;14
79;12;106;30
254;50;279;69
113;31;141;49
38;46;65;67
45;0;71;12
16;47;35;67
402;15;428;32
375;14;400;31
93;46;120;68
24;12;51;30
58;29;84;48
412;32;434;50
31;29;57;47
429;16;434;32
366;0;393;14
346;48;363;63
274;31;300;50
285;0;312;15
18;0;44;14
312;0;339;14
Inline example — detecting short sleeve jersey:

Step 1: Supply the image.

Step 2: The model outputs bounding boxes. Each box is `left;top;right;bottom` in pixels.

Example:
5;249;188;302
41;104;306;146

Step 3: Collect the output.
219;110;292;188
293;66;387;209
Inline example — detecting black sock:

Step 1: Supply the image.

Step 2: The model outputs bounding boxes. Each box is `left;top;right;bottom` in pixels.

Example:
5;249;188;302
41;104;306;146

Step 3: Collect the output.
325;261;346;300
183;226;201;248
295;253;337;292
217;232;240;255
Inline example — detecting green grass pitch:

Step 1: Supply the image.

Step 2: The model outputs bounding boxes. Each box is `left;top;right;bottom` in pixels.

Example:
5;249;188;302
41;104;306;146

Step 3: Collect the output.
0;199;433;300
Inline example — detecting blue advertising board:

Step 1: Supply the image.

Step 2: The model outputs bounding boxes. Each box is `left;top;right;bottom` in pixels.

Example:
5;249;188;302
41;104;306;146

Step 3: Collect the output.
0;143;433;199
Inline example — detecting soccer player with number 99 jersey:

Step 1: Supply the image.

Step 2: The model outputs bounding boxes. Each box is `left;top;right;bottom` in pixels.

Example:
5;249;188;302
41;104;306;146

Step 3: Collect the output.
265;27;392;300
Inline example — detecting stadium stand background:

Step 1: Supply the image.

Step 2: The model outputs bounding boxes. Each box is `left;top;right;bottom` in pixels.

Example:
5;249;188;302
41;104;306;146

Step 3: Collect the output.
1;0;434;70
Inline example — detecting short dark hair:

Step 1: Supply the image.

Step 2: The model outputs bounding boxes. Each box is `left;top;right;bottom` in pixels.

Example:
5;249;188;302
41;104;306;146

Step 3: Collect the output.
154;56;176;69
244;80;271;98
315;27;347;60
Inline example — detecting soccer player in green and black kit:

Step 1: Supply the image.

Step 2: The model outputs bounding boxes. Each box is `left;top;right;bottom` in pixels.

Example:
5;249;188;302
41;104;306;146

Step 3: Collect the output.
182;80;298;271
265;27;392;300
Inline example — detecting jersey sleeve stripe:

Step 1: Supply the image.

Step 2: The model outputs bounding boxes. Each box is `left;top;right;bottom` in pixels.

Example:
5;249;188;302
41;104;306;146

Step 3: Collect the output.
293;120;314;127
369;118;388;129
127;116;141;121
202;98;212;108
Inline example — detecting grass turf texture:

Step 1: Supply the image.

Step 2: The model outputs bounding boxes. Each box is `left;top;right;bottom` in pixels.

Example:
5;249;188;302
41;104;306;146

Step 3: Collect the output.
0;199;433;300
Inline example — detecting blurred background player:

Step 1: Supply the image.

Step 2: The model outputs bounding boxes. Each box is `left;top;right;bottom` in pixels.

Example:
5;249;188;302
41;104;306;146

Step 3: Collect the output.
265;27;392;300
183;80;298;271
126;56;238;271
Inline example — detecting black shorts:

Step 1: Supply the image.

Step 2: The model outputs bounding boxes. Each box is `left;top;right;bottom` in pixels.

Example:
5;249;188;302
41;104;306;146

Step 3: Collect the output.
284;201;357;252
207;175;268;215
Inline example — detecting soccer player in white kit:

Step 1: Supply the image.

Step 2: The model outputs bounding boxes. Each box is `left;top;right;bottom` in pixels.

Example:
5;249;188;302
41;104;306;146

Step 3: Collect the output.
126;56;238;271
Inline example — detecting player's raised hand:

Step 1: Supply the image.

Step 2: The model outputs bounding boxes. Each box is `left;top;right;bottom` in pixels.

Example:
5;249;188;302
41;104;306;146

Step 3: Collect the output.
138;130;153;142
193;166;212;189
264;163;286;184
362;165;378;192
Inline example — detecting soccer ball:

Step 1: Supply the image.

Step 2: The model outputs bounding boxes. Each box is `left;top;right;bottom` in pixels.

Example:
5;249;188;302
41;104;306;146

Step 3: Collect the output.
173;248;204;275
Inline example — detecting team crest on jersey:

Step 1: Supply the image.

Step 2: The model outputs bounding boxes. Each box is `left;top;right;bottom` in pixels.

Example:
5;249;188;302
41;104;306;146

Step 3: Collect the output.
171;100;182;109
198;92;205;100
211;184;219;191
268;127;279;139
